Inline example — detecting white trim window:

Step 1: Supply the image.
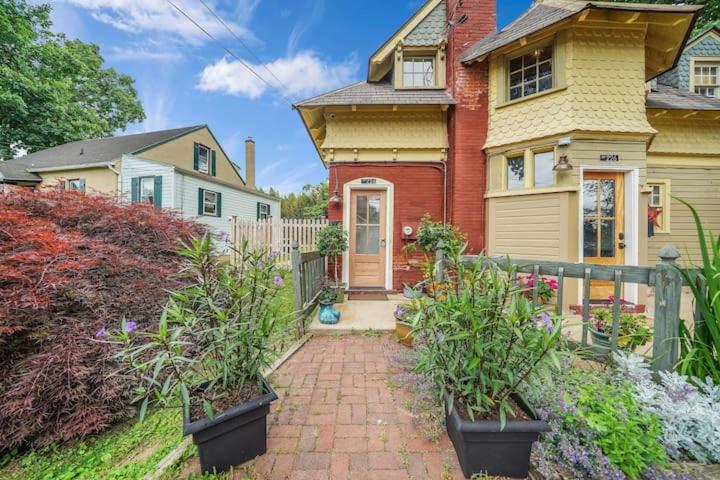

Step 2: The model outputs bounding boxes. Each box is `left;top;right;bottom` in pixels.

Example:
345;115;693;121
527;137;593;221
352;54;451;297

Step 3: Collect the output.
506;156;525;190
534;151;555;188
403;57;435;88
203;190;218;216
198;144;210;174
509;46;553;101
258;202;271;220
140;176;155;204
648;180;670;233
67;178;86;192
694;62;719;98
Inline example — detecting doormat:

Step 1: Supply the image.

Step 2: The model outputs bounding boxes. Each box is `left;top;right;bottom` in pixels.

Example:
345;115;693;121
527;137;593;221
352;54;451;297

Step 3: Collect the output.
348;292;388;301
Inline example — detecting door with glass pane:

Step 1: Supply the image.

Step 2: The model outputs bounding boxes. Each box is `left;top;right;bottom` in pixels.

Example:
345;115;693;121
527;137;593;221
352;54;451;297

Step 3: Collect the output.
583;172;625;299
349;190;386;288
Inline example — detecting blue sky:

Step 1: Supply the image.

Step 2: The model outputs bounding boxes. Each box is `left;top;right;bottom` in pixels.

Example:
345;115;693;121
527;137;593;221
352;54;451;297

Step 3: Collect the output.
44;0;531;194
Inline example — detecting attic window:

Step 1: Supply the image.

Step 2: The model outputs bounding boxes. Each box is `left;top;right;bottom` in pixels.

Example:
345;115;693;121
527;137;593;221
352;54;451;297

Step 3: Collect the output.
694;63;719;98
508;46;553;101
403;57;435;88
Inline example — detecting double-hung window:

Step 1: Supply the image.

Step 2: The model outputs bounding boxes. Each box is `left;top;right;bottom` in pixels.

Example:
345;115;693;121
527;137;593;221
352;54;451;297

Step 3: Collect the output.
403;57;435;88
203;190;218;216
509;46;553;101
648;181;670;233
140;176;155;204
67;178;86;192
197;144;210;174
694;62;719;98
257;202;271;220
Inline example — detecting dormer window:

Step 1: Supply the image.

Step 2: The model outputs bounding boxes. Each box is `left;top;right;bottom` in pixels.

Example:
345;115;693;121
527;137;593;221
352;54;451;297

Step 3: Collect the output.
694;62;718;98
508;46;553;101
403;57;435;88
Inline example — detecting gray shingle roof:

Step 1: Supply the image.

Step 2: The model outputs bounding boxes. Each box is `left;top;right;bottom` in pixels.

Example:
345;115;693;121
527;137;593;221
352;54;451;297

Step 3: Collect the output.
459;0;702;63
647;84;720;111
294;81;456;107
0;125;204;182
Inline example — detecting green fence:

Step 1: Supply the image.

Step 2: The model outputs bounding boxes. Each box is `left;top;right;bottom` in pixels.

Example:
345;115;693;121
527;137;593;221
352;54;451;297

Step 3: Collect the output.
291;241;325;336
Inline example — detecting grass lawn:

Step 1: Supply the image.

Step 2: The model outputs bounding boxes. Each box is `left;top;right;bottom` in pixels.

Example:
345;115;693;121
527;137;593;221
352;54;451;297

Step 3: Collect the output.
0;272;301;480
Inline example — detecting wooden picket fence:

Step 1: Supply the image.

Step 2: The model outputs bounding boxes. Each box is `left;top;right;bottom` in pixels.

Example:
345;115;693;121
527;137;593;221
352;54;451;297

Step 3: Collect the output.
229;217;328;267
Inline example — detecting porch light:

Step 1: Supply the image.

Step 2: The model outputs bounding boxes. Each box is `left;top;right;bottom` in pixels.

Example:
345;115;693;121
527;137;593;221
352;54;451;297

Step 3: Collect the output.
329;190;342;204
553;155;573;172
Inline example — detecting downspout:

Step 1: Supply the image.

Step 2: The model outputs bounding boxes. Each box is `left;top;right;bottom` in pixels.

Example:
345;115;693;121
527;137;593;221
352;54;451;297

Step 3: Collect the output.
442;158;448;224
109;161;120;198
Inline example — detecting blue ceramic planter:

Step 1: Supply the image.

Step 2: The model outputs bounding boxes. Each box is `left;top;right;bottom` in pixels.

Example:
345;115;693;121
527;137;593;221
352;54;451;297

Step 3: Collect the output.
319;303;341;324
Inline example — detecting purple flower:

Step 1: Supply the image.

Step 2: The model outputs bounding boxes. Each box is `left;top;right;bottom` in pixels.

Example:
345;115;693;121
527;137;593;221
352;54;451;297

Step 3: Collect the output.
394;306;405;319
123;321;137;333
219;230;229;242
536;313;554;333
269;249;280;259
274;275;284;287
95;327;106;338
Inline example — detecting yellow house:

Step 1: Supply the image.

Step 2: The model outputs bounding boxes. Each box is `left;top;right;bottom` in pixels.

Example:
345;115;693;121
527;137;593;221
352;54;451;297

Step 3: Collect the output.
0;125;280;235
458;0;719;305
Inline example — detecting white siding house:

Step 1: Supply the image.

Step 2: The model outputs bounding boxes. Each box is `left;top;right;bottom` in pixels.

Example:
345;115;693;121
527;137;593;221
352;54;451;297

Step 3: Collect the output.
120;154;280;236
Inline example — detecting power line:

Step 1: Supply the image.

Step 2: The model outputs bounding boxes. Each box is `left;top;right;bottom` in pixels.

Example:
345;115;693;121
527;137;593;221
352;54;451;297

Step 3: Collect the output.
195;0;297;103
165;0;295;106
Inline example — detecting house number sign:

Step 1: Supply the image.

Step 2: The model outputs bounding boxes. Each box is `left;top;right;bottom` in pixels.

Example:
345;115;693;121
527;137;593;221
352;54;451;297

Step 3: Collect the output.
600;154;620;162
361;178;377;184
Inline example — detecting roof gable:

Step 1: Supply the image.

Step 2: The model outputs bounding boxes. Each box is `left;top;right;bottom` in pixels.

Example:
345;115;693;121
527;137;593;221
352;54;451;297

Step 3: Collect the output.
685;25;720;51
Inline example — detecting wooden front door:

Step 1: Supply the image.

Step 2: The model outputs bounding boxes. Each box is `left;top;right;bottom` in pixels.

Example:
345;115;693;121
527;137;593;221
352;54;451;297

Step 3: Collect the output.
349;190;387;288
583;172;625;299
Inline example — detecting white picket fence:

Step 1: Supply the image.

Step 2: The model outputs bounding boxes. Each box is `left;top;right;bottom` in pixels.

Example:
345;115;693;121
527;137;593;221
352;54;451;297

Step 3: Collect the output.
229;217;328;268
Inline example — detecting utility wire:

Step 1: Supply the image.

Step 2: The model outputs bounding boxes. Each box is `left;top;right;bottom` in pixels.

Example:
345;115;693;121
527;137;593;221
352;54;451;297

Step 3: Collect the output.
195;0;297;103
165;0;295;106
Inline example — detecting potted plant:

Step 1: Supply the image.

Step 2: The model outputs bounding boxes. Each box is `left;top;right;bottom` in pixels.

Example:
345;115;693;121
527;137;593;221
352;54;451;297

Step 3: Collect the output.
589;308;652;352
316;224;349;302
318;282;341;324
394;303;414;347
111;235;282;474
519;274;559;305
413;253;561;478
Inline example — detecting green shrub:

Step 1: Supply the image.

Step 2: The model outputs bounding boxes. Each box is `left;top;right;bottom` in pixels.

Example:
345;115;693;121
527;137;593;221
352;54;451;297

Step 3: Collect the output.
315;224;348;284
415;214;466;253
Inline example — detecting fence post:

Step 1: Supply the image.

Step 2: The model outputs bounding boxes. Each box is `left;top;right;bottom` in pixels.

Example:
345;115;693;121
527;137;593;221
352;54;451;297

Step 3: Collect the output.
291;241;304;337
652;244;682;373
229;215;238;265
434;240;445;284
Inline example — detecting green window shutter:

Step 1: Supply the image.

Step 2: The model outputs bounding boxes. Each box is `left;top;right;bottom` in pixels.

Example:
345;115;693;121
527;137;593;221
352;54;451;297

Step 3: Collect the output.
256;202;260;220
211;150;217;176
216;191;222;217
131;177;140;203
198;188;204;215
193;143;199;171
153;176;162;208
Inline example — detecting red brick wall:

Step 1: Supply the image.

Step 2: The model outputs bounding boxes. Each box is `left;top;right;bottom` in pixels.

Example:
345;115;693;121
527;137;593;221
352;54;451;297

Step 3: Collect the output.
446;0;496;254
327;163;444;291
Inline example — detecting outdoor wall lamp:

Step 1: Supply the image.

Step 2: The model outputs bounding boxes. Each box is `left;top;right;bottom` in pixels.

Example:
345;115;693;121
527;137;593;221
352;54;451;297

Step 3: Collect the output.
329;190;342;204
553;155;573;172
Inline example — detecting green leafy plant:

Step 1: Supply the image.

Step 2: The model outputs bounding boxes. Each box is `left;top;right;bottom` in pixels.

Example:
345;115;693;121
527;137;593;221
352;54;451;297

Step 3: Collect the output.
415;214;466;253
318;282;338;305
674;198;720;383
412;249;562;428
111;234;283;422
590;308;653;351
316;224;349;286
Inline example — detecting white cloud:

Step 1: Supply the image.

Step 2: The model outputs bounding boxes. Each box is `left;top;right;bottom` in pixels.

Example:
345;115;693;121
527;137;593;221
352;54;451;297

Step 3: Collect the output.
196;51;358;100
105;46;184;62
64;0;257;45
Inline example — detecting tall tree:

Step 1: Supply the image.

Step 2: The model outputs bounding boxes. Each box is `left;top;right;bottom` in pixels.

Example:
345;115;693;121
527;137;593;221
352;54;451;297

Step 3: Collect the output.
0;0;145;158
281;182;329;218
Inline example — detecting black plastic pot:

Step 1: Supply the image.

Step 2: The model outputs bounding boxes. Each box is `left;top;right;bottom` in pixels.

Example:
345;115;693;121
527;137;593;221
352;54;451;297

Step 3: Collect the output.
183;377;278;474
444;393;550;479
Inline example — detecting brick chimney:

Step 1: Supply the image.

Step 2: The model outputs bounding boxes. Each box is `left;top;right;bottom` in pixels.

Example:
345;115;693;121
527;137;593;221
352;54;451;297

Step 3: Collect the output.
245;136;256;188
445;0;496;254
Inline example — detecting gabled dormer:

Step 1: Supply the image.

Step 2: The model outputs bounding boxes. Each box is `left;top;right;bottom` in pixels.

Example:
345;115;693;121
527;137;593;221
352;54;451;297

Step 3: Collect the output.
368;0;447;90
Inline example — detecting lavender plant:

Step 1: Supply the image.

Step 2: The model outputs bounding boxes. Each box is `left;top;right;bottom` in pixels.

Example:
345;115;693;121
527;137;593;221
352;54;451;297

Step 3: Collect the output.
411;249;563;428
112;234;284;422
613;352;720;464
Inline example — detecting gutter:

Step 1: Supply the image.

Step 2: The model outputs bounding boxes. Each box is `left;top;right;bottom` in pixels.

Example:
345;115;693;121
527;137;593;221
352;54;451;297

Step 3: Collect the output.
26;161;112;173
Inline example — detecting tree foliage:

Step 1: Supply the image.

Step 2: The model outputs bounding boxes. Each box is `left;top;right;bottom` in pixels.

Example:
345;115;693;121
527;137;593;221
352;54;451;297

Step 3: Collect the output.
280;182;328;218
0;0;145;158
0;187;203;449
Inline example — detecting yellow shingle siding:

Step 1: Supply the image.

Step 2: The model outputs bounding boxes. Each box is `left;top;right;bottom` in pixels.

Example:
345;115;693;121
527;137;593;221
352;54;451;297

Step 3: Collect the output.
648;117;720;156
486;27;655;149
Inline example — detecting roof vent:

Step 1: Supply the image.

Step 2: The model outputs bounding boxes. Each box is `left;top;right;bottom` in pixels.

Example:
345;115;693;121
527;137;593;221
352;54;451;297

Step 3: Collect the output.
457;13;468;25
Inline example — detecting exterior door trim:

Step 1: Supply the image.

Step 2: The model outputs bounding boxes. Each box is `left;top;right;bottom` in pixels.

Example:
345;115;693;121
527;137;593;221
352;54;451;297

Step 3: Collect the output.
342;178;394;291
578;165;639;304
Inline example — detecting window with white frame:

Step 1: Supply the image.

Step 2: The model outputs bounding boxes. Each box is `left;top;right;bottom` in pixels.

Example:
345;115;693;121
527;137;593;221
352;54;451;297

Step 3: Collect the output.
258;202;271;220
203;190;218;216
140;176;155;204
534;151;555;187
694;62;719;98
648;181;670;233
67;178;86;192
403;57;435;88
508;46;553;101
197;144;210;174
506;156;525;189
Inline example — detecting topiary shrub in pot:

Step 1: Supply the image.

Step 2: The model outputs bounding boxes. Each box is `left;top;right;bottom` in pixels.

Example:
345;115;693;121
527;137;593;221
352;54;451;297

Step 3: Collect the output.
110;234;283;474
589;308;652;352
316;224;349;302
412;251;562;478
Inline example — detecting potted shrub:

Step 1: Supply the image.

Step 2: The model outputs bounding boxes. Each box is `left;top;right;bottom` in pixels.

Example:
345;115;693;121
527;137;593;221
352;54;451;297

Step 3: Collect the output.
413;254;561;478
318;283;341;324
394;303;414;347
589;308;652;352
111;235;283;474
519;274;558;305
316;224;349;302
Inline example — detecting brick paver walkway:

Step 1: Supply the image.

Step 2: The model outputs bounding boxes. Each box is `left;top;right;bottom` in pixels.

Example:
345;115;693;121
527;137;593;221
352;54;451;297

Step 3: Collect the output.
248;334;465;480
